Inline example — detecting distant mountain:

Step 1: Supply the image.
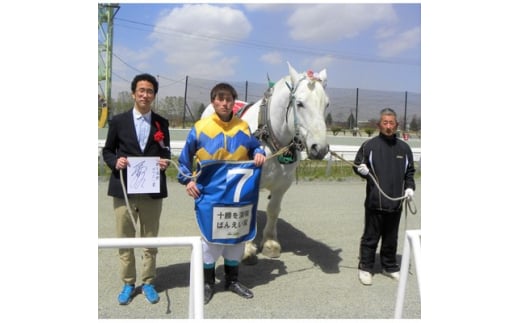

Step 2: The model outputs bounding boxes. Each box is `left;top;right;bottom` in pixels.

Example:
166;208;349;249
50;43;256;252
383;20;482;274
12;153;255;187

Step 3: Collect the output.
326;87;420;124
166;77;420;126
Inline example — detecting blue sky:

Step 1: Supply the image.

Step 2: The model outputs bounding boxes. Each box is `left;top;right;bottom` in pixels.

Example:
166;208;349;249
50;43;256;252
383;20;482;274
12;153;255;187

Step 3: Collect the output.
101;2;420;98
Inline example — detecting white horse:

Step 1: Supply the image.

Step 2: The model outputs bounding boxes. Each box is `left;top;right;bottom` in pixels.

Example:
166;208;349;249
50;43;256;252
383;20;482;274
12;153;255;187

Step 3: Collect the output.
202;62;330;263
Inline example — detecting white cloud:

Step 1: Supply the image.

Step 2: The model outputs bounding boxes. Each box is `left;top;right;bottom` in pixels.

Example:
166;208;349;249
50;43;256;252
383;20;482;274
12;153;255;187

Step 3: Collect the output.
110;45;157;90
106;3;420;95
307;56;335;72
260;51;283;64
287;4;396;43
243;3;290;12
150;4;251;78
378;26;420;58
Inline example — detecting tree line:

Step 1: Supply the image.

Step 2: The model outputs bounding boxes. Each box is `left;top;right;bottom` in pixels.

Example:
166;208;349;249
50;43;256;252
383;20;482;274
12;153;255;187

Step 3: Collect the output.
108;91;206;127
104;91;420;134
326;110;420;137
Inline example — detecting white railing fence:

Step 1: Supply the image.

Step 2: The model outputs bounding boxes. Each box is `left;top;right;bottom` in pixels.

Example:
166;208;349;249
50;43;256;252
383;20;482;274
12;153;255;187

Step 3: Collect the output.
394;229;421;319
98;140;421;164
98;236;204;319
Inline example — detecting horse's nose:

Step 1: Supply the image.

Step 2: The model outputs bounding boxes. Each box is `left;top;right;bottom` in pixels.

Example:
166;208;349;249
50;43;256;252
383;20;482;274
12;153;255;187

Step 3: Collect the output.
309;143;329;160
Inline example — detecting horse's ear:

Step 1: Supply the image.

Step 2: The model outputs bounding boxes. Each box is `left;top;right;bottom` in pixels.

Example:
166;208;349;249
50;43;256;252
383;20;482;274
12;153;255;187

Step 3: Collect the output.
317;69;327;88
287;62;299;84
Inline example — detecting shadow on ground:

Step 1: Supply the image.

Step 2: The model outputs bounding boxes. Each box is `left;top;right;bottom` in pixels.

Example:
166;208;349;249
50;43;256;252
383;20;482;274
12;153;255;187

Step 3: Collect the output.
154;210;342;292
252;211;343;274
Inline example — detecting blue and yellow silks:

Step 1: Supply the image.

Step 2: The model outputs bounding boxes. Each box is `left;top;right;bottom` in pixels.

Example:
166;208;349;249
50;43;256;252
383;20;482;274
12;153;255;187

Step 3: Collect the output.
177;113;264;185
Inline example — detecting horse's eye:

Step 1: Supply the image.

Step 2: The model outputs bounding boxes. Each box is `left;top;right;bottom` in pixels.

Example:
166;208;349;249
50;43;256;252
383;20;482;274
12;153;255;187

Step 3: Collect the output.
296;102;304;108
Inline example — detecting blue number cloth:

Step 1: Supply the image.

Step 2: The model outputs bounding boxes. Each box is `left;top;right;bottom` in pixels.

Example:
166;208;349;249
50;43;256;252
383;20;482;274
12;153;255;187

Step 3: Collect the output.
194;160;262;245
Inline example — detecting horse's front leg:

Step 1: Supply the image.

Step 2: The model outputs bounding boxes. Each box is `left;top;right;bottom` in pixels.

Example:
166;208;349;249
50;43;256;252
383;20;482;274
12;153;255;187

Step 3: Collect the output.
242;241;258;265
261;190;285;258
242;192;283;263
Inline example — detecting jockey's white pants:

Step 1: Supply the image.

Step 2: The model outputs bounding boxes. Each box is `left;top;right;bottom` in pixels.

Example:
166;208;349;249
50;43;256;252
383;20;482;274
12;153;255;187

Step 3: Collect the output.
202;238;245;264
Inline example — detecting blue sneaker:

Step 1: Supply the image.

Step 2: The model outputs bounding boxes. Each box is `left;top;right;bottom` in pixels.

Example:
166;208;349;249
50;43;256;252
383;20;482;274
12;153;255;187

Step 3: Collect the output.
118;284;135;305
142;284;160;304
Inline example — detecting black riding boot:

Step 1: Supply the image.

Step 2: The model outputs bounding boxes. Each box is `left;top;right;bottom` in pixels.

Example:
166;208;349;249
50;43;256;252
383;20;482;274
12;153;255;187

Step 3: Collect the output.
224;265;253;299
203;268;215;304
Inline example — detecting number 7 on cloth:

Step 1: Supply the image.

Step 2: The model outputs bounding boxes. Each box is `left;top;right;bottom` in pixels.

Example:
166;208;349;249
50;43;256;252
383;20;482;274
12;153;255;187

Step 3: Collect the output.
194;160;262;245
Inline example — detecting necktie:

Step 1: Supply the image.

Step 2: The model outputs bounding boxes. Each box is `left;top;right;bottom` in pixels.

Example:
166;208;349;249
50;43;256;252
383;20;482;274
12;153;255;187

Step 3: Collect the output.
138;116;149;151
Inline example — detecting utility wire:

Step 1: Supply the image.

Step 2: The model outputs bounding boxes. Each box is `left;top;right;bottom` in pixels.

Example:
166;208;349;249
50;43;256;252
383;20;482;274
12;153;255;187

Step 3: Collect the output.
115;17;419;67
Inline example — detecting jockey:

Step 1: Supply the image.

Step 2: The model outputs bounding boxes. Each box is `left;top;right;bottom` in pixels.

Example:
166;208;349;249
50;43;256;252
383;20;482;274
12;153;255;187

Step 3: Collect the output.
177;82;266;304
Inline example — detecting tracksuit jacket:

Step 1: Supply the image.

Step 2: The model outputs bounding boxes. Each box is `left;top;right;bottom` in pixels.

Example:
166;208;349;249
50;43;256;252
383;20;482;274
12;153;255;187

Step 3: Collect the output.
353;132;416;212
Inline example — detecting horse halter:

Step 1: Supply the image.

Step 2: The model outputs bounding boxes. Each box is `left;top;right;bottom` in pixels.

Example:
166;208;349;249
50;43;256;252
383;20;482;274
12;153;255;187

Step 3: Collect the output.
256;74;318;163
282;75;308;152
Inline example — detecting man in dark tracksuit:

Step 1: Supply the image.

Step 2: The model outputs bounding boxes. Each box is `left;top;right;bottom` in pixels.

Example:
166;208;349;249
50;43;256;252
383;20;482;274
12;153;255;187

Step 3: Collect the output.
353;108;416;286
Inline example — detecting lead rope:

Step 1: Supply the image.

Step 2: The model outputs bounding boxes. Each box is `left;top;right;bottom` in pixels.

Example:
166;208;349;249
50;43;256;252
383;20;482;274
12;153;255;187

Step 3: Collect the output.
118;144;294;231
330;150;418;271
329;150;417;217
165;143;293;180
119;168;139;233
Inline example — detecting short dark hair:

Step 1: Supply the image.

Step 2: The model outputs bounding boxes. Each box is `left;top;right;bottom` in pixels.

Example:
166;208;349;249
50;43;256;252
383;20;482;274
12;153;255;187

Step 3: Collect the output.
210;83;237;101
131;73;159;95
380;107;397;118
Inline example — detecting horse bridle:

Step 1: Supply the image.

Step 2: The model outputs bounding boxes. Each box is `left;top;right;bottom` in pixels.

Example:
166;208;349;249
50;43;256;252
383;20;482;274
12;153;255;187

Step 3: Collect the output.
257;75;308;156
284;76;307;151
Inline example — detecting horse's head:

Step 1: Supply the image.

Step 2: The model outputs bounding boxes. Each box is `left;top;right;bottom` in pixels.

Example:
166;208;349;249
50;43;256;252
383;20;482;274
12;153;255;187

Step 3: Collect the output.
280;62;329;160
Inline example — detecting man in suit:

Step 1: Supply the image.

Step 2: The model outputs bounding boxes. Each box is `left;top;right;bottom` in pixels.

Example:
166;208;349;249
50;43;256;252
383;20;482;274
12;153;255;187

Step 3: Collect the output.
102;73;171;305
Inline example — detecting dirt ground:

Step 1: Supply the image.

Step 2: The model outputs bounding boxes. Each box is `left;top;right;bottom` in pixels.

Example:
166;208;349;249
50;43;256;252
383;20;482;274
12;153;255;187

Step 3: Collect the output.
98;177;421;319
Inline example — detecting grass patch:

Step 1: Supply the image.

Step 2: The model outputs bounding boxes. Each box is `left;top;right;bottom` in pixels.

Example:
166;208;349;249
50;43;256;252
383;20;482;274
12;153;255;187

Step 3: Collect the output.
98;157;420;181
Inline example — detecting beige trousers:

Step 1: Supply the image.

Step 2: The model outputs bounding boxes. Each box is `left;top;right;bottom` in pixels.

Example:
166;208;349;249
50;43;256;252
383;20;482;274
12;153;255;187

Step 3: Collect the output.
113;195;162;285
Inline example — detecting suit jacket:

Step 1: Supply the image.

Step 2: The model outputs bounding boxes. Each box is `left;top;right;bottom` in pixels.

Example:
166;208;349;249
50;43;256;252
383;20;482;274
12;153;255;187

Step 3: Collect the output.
102;108;171;199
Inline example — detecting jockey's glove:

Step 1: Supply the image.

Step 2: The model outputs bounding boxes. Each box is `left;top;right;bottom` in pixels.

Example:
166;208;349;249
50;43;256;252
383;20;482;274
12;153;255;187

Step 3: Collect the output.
357;164;369;176
404;188;414;200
